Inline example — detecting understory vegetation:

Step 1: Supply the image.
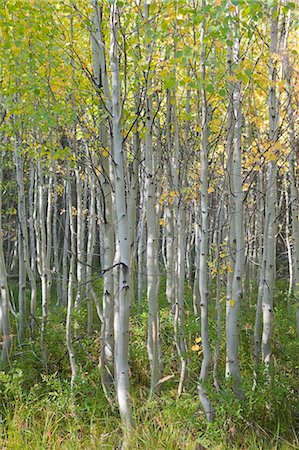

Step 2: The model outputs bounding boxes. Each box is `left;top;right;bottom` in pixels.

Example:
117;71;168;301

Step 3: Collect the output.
0;280;298;449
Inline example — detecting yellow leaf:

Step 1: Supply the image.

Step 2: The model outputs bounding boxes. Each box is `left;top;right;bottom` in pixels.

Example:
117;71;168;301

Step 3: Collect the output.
208;186;215;193
195;337;202;343
191;344;200;352
169;190;178;197
11;44;21;54
229;299;235;307
278;80;286;90
227;75;237;83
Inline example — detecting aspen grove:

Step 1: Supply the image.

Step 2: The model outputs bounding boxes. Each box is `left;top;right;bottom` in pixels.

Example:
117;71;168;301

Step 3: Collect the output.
0;0;298;448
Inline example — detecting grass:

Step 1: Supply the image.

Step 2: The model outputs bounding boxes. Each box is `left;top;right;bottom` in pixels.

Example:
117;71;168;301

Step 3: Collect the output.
0;280;298;449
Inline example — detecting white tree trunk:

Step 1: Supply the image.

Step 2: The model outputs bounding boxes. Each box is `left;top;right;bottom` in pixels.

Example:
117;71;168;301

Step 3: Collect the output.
284;17;299;334
0;158;11;363
53;163;62;306
66;163;76;388
144;0;162;397
262;6;279;365
226;8;244;395
75;165;85;308
14;136;37;336
197;3;214;418
62;178;70;307
110;3;134;430
91;0;116;396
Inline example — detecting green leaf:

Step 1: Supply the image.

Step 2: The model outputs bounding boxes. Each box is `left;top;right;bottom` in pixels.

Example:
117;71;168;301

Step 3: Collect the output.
164;75;176;89
206;84;214;93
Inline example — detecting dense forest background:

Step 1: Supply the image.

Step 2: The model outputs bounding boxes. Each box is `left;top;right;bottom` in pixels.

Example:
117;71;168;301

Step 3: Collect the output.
0;0;299;448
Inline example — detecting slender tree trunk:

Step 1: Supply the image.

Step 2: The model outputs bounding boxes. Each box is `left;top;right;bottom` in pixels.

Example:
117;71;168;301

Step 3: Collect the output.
53;163;62;306
28;162;37;327
66;163;76;389
110;2;134;431
90;0;116;397
14;135;37;335
261;6;279;365
284;16;299;334
226;7;244;395
197;3;214;418
62;178;70;307
17;223;26;343
144;0;162;397
86;171;96;335
36;159;49;366
75;165;85;308
0;158;12;363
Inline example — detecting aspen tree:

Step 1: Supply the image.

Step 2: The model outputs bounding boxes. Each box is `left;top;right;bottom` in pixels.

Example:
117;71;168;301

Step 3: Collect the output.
193;204;201;318
0;155;11;363
283;10;299;334
261;4;279;365
53;162;62;306
66;163;76;388
172;98;188;397
36;158;51;364
17;220;26;342
213;201;224;393
110;0;134;430
90;0;115;395
86;163;96;335
62;178;70;307
137;186;145;306
75;163;85;308
144;0;162;397
197;0;214;419
14;130;37;337
28;162;37;280
165;90;175;308
226;4;244;393
254;170;266;384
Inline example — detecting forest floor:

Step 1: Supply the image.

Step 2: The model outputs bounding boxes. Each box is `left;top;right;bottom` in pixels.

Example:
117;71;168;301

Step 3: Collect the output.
0;280;298;449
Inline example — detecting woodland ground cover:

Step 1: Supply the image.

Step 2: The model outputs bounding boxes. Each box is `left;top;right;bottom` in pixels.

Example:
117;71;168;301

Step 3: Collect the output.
0;280;298;449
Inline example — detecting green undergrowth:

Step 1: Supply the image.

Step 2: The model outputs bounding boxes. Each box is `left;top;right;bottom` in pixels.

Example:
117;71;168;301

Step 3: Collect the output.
0;280;298;449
